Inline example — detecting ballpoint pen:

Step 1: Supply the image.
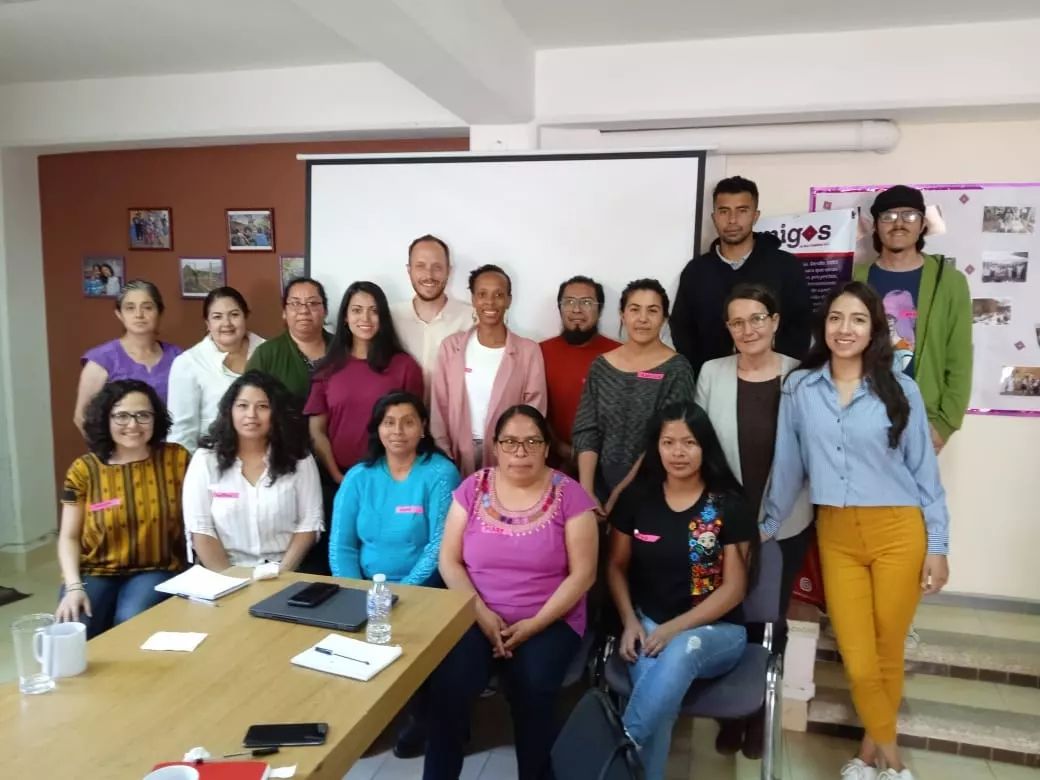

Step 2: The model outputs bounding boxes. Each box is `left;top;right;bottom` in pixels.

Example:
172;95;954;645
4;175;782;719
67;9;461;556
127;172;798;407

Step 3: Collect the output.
222;747;280;758
176;594;220;607
315;646;370;665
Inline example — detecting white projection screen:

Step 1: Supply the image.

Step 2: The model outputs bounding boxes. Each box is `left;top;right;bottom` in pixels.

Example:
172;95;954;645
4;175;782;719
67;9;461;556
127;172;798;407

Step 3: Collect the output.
305;150;705;342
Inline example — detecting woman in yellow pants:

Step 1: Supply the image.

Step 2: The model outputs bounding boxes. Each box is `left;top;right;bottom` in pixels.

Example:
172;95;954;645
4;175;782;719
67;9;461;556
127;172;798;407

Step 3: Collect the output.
761;281;950;780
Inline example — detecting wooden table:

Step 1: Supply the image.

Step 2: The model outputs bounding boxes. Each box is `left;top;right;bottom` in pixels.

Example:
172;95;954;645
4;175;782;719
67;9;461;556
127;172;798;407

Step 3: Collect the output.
0;571;474;779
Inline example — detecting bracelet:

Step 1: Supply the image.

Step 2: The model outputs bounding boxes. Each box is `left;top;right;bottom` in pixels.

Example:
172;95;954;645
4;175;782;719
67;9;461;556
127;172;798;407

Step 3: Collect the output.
65;584;86;593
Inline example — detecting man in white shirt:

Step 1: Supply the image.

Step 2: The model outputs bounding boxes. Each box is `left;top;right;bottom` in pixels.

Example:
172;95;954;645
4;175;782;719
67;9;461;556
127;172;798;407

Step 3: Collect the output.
390;235;474;397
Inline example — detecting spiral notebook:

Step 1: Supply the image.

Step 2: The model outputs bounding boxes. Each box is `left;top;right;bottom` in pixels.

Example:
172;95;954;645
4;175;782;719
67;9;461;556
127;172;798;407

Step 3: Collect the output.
291;632;403;682
154;565;250;601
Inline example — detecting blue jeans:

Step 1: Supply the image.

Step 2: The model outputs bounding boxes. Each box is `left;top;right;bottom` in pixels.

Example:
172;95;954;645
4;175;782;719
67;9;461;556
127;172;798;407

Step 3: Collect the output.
622;614;747;780
61;571;178;639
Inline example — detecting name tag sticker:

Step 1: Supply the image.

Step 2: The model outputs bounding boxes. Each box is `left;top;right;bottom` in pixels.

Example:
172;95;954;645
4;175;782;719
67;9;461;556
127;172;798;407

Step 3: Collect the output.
395;505;424;515
211;490;240;499
89;498;122;512
464;367;473;373
637;371;664;381
634;531;661;543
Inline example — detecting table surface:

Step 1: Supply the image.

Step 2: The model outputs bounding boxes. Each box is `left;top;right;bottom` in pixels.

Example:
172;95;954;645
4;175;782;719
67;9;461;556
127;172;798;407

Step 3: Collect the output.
0;570;474;779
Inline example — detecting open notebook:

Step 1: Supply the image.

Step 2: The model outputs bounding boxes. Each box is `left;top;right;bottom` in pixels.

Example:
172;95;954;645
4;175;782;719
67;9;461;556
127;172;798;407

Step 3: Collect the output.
155;565;251;601
291;632;403;682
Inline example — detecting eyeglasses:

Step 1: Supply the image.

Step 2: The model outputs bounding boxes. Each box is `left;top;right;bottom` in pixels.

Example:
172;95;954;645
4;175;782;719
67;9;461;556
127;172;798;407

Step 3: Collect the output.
111;411;155;426
726;312;773;332
877;210;923;224
560;297;599;311
286;299;324;312
496;437;547;453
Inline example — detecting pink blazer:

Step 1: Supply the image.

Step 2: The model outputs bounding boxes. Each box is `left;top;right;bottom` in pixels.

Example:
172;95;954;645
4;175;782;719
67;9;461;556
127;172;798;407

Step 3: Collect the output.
431;328;547;476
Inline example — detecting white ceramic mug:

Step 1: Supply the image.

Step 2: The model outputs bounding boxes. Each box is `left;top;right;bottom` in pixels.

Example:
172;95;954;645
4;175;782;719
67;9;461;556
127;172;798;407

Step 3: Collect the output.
142;766;200;780
33;621;87;678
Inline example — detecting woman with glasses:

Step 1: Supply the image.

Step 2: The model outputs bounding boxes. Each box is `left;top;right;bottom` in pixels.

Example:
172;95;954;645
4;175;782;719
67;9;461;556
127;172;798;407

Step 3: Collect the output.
424;405;598;780
431;264;546;478
55;380;188;638
168;287;265;453
694;282;812;758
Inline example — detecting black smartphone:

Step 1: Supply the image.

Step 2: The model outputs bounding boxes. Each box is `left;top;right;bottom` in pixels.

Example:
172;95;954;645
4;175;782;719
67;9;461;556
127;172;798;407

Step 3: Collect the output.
243;722;329;747
287;582;339;608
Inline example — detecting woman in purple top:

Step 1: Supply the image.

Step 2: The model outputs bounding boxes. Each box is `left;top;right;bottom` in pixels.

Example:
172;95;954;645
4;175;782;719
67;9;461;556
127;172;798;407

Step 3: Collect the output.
74;280;182;436
424;405;598;780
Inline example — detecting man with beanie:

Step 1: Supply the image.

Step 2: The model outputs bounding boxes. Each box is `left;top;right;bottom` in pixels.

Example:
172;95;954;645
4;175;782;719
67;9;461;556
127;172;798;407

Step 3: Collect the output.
671;176;812;375
854;185;972;453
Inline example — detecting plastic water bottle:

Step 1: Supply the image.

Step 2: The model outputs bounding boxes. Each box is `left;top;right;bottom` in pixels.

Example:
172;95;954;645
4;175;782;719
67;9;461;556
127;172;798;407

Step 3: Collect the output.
366;574;392;645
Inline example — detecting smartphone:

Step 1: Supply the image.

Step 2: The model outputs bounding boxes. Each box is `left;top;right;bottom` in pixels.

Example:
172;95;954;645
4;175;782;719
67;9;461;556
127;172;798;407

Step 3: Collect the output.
244;722;328;747
287;582;339;608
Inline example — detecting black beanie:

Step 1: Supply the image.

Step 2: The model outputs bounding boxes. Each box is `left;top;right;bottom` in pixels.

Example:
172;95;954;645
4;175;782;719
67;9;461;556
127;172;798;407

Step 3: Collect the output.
870;185;926;218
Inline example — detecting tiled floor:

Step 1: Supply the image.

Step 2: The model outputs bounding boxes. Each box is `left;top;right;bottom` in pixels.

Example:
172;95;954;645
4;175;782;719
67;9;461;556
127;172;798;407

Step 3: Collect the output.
2;557;1039;778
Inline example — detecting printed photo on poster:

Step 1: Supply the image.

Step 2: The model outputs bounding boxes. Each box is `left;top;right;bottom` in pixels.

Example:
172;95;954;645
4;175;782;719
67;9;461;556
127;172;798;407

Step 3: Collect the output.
981;251;1028;283
972;298;1012;325
128;208;173;250
279;255;307;294
1000;366;1040;397
982;206;1035;234
180;257;226;298
82;256;125;298
227;209;275;251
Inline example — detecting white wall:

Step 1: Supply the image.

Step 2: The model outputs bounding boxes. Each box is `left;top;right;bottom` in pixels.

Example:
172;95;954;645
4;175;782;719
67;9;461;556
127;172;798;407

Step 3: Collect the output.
724;119;1040;600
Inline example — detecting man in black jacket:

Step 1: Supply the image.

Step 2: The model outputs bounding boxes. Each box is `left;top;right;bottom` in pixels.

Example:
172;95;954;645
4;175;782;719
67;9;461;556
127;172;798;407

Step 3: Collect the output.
671;176;812;375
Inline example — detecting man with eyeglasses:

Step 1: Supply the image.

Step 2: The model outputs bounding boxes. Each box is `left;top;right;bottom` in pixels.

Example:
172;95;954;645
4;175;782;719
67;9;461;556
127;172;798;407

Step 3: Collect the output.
246;277;333;401
539;275;620;472
391;234;475;397
853;185;972;454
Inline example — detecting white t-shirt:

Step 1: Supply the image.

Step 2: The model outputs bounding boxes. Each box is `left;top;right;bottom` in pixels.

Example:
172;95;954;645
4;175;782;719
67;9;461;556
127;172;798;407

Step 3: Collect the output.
464;333;505;439
391;298;474;395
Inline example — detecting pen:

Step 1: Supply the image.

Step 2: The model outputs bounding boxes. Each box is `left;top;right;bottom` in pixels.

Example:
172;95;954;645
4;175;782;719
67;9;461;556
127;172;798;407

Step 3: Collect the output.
176;594;220;607
315;646;370;665
223;747;280;758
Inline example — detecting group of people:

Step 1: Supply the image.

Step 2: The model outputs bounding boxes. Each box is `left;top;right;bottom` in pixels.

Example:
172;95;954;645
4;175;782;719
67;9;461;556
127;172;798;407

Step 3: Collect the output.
54;177;971;780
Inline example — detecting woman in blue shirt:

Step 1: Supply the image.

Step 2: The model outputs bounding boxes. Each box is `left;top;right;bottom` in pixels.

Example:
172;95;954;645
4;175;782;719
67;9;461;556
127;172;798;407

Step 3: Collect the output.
762;281;949;780
330;390;460;585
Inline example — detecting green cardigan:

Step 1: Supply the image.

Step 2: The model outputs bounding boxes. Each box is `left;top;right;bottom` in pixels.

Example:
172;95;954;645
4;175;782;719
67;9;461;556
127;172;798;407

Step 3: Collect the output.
853;254;973;440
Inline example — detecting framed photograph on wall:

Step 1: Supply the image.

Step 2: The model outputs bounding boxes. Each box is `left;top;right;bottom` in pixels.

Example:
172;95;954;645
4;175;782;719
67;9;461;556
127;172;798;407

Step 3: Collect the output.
179;256;226;299
279;254;307;294
227;208;275;252
128;208;173;250
82;256;126;298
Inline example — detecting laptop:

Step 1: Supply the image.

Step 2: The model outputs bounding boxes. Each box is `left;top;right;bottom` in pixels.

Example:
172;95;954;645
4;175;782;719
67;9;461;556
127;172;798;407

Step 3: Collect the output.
249;581;396;632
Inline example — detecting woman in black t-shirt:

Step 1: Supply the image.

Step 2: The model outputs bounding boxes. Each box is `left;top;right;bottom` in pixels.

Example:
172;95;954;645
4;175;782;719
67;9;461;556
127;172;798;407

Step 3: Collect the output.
607;402;757;780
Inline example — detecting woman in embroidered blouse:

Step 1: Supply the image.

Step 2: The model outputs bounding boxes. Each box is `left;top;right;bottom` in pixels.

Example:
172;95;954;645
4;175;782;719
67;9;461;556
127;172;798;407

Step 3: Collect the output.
168;286;265;453
56;380;188;639
74;280;183;436
424;405;598;780
607;402;756;780
182;371;322;571
330;390;460;584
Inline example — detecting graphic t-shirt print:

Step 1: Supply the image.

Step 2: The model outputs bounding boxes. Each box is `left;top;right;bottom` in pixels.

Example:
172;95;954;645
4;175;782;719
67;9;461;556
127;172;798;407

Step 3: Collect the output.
882;288;917;373
689;494;724;598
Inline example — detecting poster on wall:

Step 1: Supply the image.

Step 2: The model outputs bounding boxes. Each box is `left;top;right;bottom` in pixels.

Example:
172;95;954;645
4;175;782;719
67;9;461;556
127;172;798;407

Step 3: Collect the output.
810;183;1040;416
756;209;857;310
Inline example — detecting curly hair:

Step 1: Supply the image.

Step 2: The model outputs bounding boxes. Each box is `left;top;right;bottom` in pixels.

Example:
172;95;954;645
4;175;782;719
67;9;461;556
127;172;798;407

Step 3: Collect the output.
361;391;451;466
198;371;309;484
83;380;171;463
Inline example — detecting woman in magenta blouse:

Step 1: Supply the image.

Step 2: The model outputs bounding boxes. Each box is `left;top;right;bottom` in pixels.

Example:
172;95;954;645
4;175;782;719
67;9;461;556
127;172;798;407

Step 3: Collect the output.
424;405;598;780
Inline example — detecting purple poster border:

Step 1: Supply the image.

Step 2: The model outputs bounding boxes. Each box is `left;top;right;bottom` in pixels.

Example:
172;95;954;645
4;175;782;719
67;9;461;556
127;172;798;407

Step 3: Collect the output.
809;181;1040;419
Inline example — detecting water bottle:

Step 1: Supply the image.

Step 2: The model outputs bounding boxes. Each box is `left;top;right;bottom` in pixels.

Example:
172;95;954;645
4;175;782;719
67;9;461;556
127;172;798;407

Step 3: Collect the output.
366;573;392;645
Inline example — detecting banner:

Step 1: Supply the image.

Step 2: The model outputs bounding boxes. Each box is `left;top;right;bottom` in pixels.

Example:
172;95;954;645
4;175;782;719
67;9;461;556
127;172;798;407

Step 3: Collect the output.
757;209;858;310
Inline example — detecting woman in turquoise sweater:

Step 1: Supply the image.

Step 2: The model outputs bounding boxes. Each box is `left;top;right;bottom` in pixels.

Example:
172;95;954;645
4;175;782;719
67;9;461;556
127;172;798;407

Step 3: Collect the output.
330;390;460;585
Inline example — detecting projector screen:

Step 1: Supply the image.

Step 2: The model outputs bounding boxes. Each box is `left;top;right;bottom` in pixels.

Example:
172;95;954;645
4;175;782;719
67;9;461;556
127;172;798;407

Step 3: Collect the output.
305;150;705;342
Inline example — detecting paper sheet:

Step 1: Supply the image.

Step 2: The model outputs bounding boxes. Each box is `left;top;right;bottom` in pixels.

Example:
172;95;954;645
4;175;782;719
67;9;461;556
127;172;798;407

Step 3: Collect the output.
141;631;208;652
270;766;297;778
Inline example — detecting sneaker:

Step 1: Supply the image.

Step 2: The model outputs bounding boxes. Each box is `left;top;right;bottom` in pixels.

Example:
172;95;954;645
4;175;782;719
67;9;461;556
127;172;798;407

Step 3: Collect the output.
878;770;915;779
905;625;921;651
840;758;878;779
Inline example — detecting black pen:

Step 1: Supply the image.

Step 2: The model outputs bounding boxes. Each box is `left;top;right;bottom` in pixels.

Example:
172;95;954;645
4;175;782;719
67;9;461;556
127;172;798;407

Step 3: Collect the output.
175;594;220;607
222;746;280;758
315;646;370;665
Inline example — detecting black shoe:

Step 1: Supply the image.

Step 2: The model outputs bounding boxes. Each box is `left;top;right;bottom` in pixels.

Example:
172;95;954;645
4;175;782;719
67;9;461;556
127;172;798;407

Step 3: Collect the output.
742;713;764;760
715;719;745;756
393;718;426;759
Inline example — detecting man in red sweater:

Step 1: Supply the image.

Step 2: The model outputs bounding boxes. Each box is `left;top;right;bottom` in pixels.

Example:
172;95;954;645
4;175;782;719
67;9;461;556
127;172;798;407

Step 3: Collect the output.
539;275;620;474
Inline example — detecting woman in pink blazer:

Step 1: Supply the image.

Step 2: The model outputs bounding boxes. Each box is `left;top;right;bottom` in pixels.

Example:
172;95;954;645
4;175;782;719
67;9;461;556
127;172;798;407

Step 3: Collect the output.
431;264;547;477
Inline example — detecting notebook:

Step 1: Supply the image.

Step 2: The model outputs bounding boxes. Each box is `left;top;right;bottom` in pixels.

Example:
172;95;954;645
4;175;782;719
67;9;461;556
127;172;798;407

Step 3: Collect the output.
155;565;251;601
151;761;269;779
291;632;403;682
249;582;397;632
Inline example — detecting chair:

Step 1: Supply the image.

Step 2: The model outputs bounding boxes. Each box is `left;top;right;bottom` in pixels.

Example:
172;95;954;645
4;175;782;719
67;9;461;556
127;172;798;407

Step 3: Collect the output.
563;629;601;688
602;540;785;780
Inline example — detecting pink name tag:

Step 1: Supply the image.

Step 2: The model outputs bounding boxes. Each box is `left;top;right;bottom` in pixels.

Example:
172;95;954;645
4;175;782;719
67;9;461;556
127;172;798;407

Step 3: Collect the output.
634;531;661;543
464;367;473;373
212;491;239;499
637;371;664;381
395;505;424;515
89;498;121;512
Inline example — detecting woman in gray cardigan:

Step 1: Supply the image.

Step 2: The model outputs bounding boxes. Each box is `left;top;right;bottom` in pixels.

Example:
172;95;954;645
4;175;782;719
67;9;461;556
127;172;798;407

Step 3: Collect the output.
694;282;813;760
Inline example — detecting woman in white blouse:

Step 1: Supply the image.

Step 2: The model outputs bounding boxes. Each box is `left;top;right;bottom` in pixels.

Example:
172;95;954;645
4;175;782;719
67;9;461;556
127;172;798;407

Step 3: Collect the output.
168;287;265;452
182;371;323;570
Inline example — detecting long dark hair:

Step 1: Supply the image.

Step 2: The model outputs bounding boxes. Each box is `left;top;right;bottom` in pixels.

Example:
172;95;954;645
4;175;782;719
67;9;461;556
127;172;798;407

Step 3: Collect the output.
362;391;450;466
635;402;740;494
198;371;309;484
83;380;171;463
316;281;404;376
797;281;909;448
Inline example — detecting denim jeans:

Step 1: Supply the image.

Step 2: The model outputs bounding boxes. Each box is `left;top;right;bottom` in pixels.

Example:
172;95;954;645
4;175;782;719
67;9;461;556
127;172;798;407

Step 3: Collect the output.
622;614;747;780
61;571;178;639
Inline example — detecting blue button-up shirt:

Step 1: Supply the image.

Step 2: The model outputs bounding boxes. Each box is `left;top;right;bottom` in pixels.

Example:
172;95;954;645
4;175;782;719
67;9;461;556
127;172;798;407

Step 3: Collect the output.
762;365;949;554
